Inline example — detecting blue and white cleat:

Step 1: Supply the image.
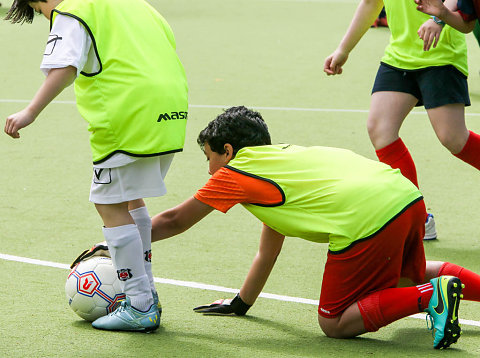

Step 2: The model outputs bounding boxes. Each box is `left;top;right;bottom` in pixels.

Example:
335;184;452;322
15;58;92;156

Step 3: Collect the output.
423;213;437;240
92;297;160;332
425;276;464;349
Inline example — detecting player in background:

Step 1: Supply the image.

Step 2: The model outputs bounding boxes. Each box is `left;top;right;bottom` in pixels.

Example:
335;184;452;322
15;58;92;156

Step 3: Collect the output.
415;0;480;38
415;1;480;77
4;0;188;332
372;6;388;27
324;0;480;241
150;106;480;349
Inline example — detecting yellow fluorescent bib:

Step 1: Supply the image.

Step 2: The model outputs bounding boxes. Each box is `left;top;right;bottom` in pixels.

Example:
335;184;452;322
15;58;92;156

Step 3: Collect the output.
227;145;422;252
382;0;468;75
51;0;188;163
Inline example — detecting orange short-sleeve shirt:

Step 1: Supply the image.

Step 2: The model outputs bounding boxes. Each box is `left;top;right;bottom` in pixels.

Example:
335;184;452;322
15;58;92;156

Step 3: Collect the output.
194;167;283;213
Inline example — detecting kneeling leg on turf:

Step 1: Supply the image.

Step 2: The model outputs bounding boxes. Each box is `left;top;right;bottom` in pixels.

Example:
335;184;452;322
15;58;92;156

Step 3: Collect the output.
318;277;463;349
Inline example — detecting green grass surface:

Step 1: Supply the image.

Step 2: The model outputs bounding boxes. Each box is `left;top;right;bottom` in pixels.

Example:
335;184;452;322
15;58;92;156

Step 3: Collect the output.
1;0;480;356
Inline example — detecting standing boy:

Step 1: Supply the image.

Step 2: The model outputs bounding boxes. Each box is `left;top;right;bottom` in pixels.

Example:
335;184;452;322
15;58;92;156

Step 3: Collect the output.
4;0;188;331
324;0;480;241
150;106;480;349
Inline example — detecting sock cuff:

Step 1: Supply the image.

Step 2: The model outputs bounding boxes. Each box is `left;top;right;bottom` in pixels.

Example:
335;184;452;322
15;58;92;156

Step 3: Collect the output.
416;282;433;311
357;293;382;332
103;224;140;248
438;262;463;277
375;138;407;163
129;206;152;227
455;130;480;159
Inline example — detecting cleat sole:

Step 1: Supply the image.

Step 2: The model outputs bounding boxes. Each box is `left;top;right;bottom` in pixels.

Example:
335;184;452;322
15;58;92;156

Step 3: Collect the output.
433;277;463;349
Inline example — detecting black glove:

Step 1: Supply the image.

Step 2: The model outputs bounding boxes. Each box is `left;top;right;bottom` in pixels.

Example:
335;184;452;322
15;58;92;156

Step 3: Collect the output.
193;293;251;316
70;242;110;268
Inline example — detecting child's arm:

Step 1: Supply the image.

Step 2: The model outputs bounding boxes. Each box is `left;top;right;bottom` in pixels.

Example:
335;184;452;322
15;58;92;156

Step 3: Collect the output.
238;224;285;305
415;0;476;33
193;224;285;315
324;0;384;75
151;197;215;241
4;66;77;138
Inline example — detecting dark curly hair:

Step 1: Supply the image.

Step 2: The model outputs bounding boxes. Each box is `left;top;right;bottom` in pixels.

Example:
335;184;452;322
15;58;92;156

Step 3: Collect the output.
197;106;271;156
5;0;45;24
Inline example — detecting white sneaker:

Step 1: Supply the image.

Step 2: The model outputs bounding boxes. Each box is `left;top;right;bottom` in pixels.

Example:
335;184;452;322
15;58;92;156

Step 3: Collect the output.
424;213;437;240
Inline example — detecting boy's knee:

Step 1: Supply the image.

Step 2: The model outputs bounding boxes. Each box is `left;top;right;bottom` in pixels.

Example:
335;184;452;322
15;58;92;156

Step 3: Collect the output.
366;117;398;150
435;129;469;154
318;315;351;339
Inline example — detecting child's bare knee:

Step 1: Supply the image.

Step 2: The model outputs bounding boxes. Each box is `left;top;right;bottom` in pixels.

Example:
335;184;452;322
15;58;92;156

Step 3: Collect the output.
435;129;469;154
318;315;350;339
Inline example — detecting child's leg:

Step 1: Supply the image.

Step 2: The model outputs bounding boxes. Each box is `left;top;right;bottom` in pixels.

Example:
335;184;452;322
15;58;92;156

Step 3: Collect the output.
375;138;419;188
454;131;480;170
323;260;480;338
128;199;156;294
427;104;480;170
368;91;420;187
318;199;427;338
96;202;153;311
319;283;434;338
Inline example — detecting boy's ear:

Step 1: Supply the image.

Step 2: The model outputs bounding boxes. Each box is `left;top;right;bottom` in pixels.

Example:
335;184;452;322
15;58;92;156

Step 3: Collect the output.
224;143;234;160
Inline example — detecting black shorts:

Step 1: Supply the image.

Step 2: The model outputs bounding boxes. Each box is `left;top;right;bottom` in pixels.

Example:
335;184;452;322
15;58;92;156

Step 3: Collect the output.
372;62;470;109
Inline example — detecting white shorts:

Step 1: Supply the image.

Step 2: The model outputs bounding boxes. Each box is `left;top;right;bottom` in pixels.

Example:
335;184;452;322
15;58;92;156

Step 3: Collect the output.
89;154;174;204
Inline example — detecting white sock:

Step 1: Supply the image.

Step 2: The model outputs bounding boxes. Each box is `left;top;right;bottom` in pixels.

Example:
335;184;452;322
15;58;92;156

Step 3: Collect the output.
129;206;156;294
102;224;153;311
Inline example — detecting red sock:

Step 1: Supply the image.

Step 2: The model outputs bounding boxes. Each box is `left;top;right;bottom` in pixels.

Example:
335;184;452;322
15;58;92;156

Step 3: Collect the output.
357;283;433;332
438;262;480;301
454;131;480;171
375;138;419;188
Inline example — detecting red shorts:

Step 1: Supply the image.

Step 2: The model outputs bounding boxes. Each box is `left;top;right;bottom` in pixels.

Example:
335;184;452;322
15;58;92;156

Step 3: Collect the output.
318;199;426;318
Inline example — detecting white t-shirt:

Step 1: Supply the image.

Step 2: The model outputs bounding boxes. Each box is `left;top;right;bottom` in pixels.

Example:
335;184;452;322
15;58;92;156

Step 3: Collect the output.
42;14;135;168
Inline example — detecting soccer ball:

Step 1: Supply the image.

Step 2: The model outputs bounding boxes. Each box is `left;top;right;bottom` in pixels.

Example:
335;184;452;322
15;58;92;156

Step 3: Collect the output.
65;256;125;322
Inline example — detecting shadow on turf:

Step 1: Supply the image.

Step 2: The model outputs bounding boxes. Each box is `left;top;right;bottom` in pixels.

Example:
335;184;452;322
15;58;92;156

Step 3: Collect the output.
390;327;480;356
67;316;480;356
240;317;464;356
71;319;167;335
159;316;470;356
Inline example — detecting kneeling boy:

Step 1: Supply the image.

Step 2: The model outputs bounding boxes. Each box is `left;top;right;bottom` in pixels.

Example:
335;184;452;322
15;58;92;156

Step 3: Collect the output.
152;106;480;349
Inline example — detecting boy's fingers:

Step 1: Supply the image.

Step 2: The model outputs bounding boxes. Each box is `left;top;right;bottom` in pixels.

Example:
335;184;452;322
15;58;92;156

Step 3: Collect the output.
323;58;333;74
193;303;221;311
194;305;236;315
5;119;19;138
193;298;236;314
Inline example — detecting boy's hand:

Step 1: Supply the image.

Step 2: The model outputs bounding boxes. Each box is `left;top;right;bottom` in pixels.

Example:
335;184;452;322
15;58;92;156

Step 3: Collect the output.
193;294;251;316
414;0;445;17
4;108;36;138
418;19;444;51
324;50;349;76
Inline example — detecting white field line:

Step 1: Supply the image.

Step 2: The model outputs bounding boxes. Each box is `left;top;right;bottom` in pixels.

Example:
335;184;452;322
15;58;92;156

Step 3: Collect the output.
2;99;480;116
1;252;480;328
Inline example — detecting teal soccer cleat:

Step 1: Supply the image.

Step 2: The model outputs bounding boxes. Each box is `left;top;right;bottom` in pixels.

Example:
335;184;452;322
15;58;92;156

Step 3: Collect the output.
92;297;160;332
426;276;464;349
152;290;163;313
